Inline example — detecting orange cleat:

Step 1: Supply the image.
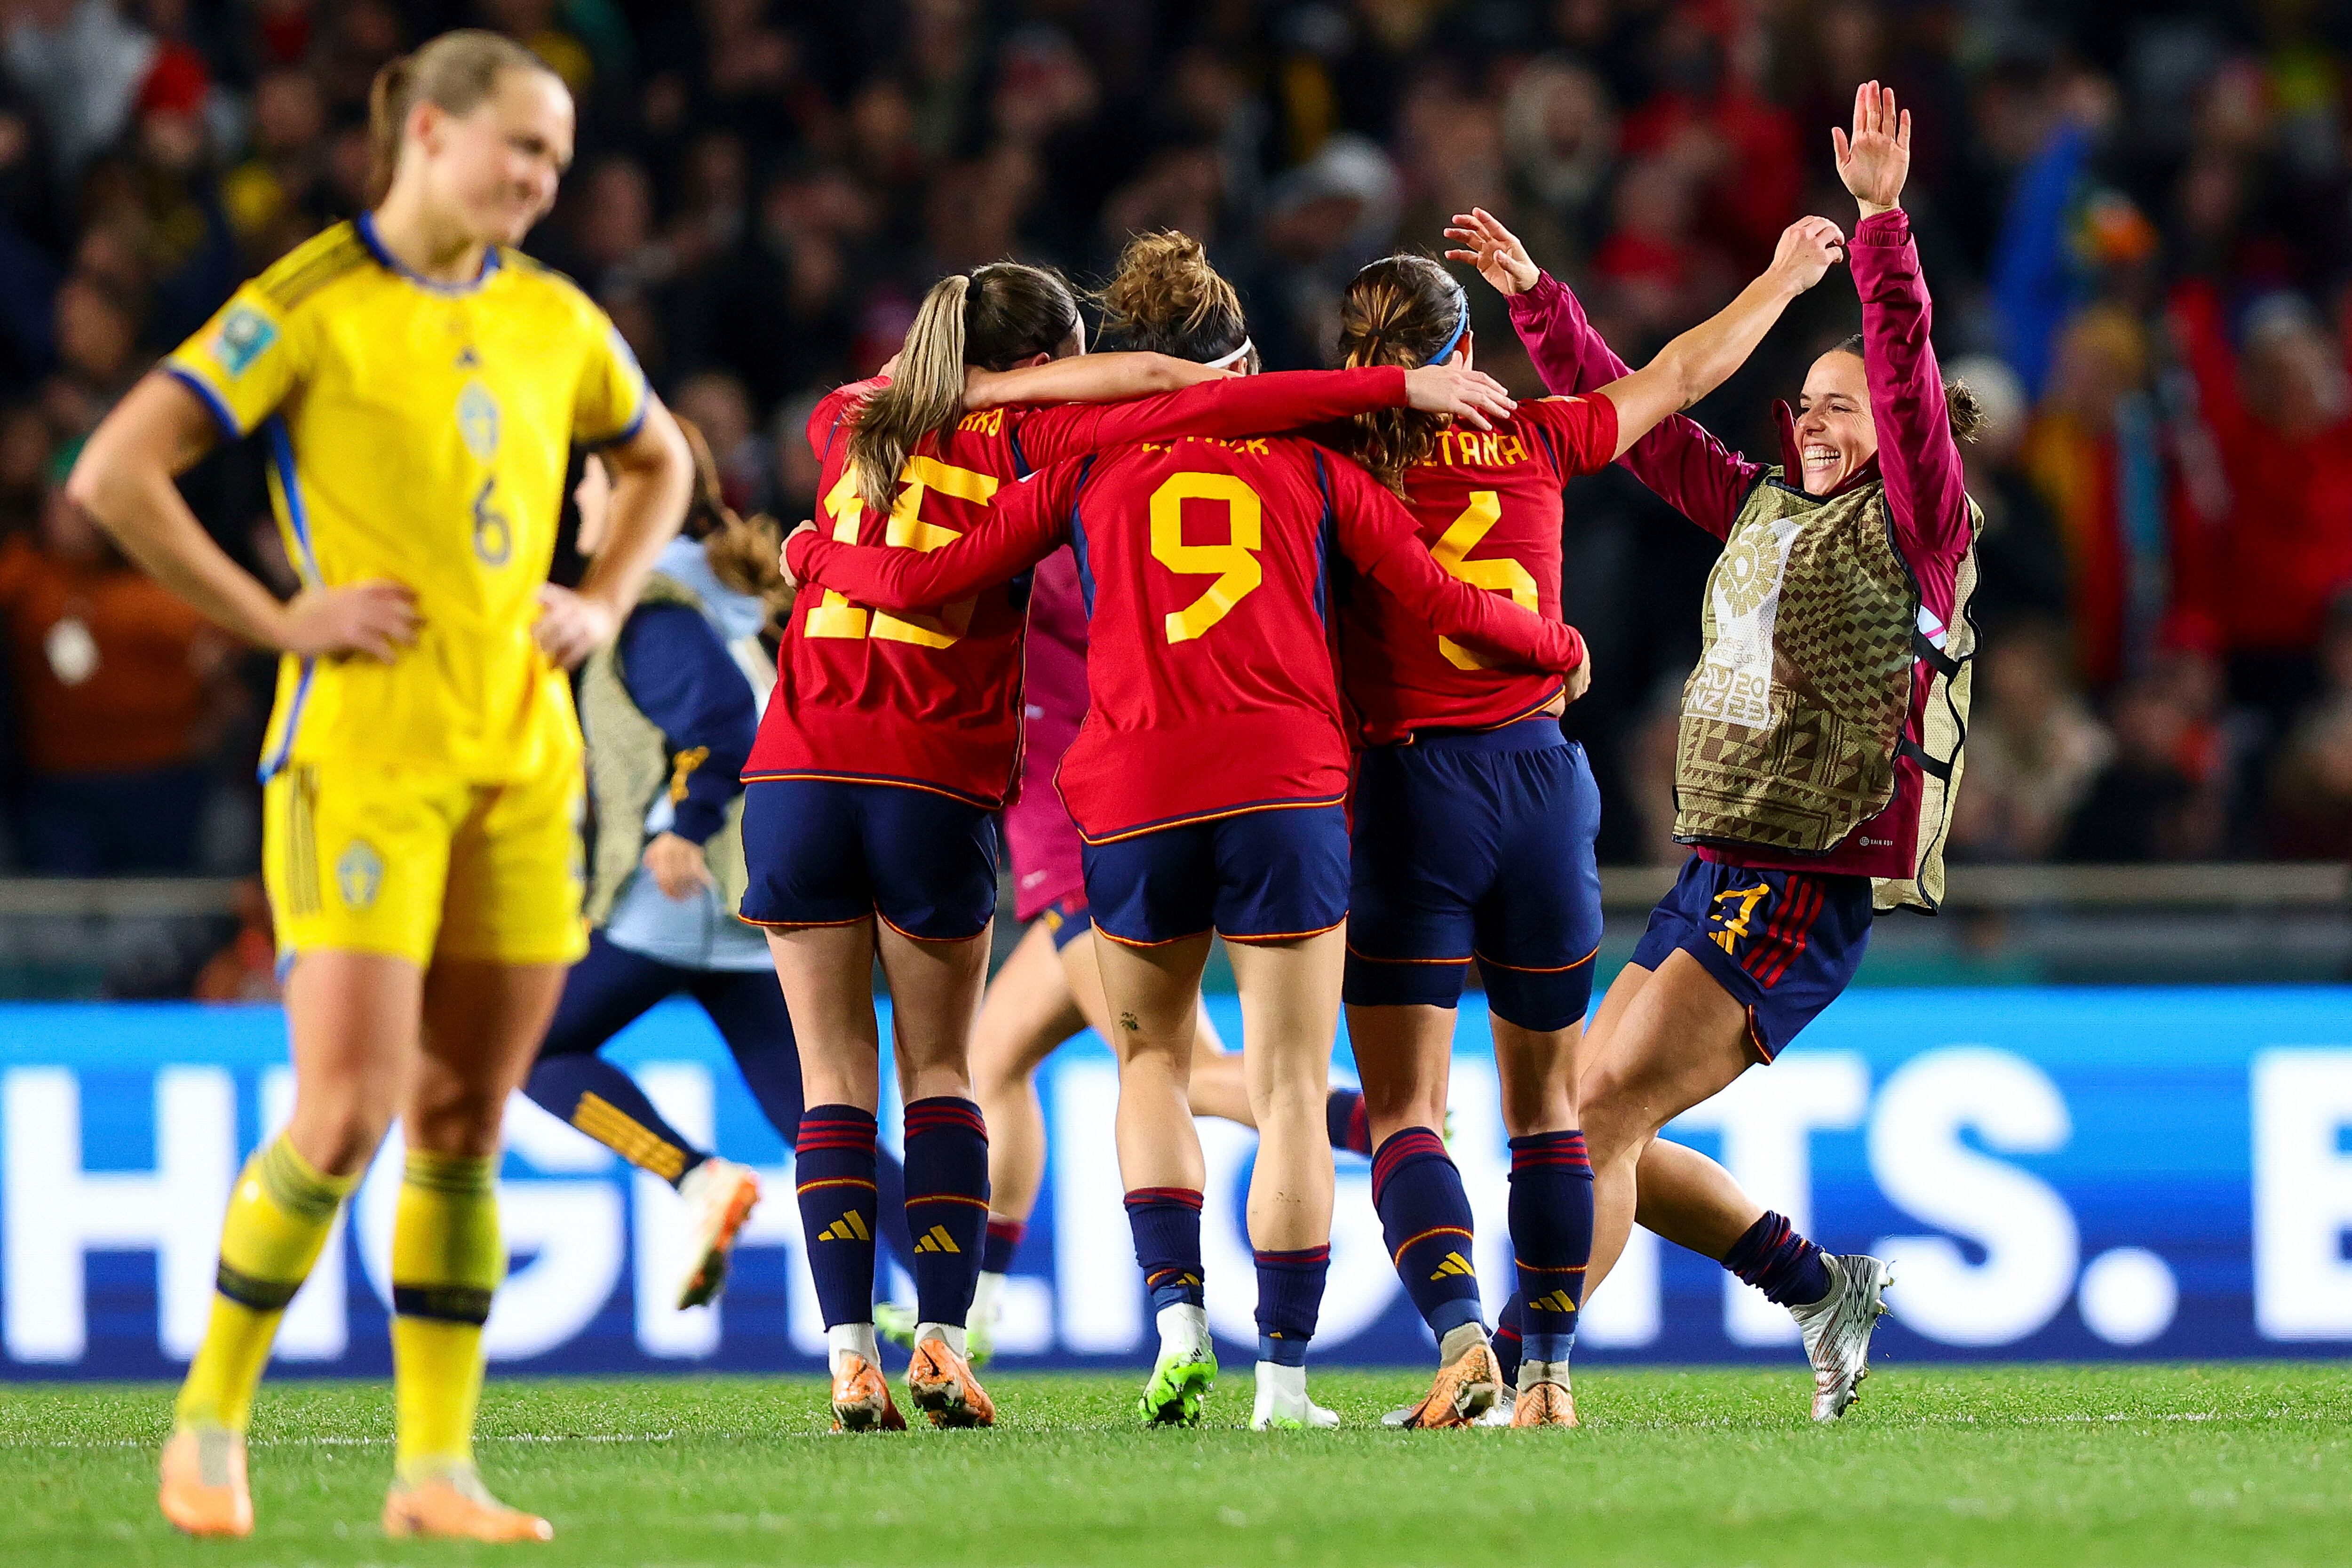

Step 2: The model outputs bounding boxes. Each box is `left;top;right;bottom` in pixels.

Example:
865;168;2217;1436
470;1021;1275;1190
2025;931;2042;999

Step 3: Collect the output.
159;1425;253;1538
381;1466;553;1542
675;1159;763;1310
830;1353;908;1432
1392;1339;1503;1429
1510;1377;1580;1428
906;1336;996;1428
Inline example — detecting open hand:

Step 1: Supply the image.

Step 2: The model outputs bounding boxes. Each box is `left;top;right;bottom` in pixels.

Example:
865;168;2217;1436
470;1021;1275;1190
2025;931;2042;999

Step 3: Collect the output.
1403;364;1517;430
1832;80;1910;219
278;580;419;663
1769;215;1849;292
1442;208;1540;297
532;583;621;669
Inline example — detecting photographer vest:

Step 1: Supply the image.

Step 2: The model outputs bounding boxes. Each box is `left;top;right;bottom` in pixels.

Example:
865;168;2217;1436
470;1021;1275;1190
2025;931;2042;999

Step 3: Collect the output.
1673;468;1980;914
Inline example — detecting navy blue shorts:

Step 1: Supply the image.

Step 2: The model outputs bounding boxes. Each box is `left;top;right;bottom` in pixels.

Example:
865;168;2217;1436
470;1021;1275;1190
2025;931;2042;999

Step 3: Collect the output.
1629;856;1873;1061
739;779;998;941
1082;805;1349;947
1038;894;1094;952
1343;720;1603;1032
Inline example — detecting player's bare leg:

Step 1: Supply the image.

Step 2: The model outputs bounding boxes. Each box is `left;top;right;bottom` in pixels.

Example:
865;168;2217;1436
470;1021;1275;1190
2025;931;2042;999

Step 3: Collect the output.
376;958;563;1541
872;921;996;1426
1095;931;1222;1422
770;923;905;1433
1228;931;1345;1429
164;952;418;1537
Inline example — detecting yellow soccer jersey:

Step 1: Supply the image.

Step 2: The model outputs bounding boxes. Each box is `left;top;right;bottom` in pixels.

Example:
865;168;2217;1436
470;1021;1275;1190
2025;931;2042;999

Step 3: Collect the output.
166;215;648;782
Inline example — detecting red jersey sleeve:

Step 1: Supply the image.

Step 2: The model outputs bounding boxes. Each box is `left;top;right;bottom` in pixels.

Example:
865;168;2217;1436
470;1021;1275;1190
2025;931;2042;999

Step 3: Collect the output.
1322;454;1588;674
1516;393;1621;480
787;460;1081;611
806;377;888;467
1011;367;1408;470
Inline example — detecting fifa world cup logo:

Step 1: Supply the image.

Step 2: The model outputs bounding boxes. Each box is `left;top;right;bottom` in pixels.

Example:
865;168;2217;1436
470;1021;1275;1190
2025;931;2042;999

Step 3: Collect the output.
1685;517;1802;731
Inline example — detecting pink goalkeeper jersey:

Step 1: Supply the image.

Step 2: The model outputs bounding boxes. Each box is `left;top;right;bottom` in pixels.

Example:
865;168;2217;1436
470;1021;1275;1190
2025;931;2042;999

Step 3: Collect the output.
1007;545;1089;921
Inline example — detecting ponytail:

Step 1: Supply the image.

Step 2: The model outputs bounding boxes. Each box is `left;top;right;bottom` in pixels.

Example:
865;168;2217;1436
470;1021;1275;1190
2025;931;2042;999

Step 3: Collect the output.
1335;255;1469;493
675;414;794;632
366;29;560;207
846;262;1081;517
847;274;971;517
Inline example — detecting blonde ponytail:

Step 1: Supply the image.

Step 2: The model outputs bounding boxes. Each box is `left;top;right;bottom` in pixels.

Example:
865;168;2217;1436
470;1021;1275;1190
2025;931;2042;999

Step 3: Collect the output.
846;274;971;518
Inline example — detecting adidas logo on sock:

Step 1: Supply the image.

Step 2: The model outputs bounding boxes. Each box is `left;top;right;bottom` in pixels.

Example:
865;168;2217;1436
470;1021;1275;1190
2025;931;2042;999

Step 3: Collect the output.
912;1224;961;1254
1428;1250;1476;1281
817;1211;871;1242
1526;1289;1580;1314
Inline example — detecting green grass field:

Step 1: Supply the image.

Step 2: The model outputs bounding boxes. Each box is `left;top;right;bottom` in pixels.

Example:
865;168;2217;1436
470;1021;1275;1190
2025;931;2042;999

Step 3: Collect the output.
9;1363;2350;1567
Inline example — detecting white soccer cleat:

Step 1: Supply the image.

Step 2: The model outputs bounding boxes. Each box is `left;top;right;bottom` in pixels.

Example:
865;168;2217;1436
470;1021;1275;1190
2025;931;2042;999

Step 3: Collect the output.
1251;1361;1339;1430
675;1159;763;1310
1788;1253;1893;1421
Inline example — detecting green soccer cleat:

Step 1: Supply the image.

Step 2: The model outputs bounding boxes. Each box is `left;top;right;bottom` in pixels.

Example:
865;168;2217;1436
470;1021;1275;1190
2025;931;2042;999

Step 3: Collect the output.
1136;1304;1218;1426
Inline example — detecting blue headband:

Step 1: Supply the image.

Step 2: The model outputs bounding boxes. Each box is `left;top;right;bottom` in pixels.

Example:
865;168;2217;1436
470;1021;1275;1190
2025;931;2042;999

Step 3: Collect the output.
1429;279;1470;365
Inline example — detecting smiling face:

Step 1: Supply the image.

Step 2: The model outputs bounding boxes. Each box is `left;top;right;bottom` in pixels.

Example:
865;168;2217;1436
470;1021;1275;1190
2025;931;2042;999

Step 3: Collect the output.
1795;349;1878;495
417;68;574;247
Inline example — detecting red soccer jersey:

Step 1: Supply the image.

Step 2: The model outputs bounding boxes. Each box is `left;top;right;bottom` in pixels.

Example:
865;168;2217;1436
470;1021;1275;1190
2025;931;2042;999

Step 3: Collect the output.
744;367;1413;805
786;435;1589;841
1337;394;1620;743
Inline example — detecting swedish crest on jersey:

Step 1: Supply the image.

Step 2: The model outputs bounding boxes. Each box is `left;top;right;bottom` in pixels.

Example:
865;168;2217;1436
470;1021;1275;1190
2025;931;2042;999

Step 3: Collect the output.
457;382;501;462
209;306;278;379
336;839;384;910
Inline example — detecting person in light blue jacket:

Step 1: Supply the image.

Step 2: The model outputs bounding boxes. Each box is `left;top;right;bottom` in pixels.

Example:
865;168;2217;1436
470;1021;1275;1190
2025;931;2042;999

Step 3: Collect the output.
528;425;913;1310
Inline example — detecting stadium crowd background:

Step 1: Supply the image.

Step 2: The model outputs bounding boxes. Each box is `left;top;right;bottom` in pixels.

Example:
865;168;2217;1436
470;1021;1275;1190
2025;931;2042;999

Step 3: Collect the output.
0;0;2346;926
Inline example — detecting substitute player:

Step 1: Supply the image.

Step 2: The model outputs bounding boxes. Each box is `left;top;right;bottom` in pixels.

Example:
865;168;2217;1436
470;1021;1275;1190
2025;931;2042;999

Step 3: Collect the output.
746;259;1518;1433
69;32;692;1540
1330;220;1846;1427
782;230;1589;1430
1461;83;1978;1420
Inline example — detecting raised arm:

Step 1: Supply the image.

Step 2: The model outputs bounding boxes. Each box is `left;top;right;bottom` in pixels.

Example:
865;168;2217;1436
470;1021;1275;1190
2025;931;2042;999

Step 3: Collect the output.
784;459;1078;610
1014;364;1516;470
1324;454;1588;678
1836;83;1970;564
1589;218;1844;459
1447;207;1760;535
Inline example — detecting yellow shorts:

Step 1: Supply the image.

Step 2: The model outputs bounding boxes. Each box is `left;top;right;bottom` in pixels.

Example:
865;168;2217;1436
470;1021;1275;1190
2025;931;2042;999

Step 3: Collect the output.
263;757;589;970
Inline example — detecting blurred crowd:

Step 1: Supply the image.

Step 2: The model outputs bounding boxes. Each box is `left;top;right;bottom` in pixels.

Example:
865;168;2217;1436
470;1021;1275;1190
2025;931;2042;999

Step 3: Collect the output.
0;0;2348;892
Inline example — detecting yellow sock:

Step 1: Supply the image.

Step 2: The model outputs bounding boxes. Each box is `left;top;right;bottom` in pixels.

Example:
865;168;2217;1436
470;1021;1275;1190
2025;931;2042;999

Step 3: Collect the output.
390;1149;503;1481
175;1135;357;1433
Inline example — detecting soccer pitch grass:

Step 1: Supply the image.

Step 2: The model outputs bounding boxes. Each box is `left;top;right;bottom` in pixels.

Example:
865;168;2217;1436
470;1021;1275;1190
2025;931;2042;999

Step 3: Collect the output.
9;1365;2350;1568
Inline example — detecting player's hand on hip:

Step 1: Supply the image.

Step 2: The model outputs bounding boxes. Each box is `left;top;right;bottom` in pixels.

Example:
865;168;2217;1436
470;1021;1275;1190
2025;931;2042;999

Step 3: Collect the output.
280;579;419;663
642;831;713;900
779;519;818;589
532;583;621;669
1562;649;1593;704
1404;365;1517;431
1443;207;1539;296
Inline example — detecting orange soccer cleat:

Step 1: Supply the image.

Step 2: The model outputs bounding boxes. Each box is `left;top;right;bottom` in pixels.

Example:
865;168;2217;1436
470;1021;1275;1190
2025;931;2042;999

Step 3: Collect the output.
381;1466;554;1542
830;1353;908;1432
1510;1377;1580;1428
906;1336;996;1428
1392;1338;1503;1429
159;1425;254;1538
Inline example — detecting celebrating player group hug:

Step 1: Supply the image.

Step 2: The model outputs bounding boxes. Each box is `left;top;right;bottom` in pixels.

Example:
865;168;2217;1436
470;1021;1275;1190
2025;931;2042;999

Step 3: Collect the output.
64;23;1979;1542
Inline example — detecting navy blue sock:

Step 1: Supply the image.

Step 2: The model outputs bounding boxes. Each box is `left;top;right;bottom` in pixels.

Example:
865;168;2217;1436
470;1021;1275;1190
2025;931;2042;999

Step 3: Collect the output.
1723;1210;1831;1306
1124;1187;1205;1311
1371;1127;1483;1337
982;1216;1025;1274
901;1097;989;1327
1254;1246;1330;1366
526;1053;709;1187
795;1105;879;1328
1493;1294;1524;1385
1325;1088;1371;1155
1508;1130;1594;1365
